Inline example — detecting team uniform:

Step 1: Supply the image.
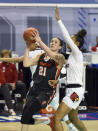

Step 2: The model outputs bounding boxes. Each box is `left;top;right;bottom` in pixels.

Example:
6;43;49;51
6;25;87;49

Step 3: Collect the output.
29;48;44;87
29;48;44;78
58;19;85;110
21;53;60;124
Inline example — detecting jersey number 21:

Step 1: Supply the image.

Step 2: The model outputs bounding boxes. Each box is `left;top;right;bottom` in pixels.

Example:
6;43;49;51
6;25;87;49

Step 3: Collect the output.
39;66;47;76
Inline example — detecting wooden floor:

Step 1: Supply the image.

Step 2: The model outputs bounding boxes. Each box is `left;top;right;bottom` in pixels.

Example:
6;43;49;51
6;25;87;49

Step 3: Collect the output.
0;120;98;131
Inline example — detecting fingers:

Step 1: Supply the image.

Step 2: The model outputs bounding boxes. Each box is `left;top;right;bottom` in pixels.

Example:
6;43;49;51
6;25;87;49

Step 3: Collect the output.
31;30;37;37
48;80;53;86
55;5;60;21
55;5;58;14
48;80;58;86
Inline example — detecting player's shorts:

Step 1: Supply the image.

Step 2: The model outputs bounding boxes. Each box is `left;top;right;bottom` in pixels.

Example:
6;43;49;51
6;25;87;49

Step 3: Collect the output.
62;86;84;110
21;84;53;124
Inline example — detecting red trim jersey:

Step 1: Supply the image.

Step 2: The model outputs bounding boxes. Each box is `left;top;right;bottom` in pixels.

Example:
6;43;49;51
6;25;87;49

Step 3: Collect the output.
33;53;60;91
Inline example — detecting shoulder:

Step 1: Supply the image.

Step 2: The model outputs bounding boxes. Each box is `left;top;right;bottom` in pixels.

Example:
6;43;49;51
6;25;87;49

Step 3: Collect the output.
56;53;66;61
54;53;66;69
57;53;65;62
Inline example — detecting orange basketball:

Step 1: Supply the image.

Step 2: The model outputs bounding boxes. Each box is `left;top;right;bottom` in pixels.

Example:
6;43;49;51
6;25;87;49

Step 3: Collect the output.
23;27;38;44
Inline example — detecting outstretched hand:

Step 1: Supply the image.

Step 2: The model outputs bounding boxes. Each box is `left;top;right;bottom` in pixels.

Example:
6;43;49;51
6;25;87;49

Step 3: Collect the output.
48;80;59;86
55;6;60;21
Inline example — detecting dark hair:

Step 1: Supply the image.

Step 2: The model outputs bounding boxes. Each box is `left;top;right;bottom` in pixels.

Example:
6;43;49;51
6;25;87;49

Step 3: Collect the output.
56;37;64;47
75;29;87;48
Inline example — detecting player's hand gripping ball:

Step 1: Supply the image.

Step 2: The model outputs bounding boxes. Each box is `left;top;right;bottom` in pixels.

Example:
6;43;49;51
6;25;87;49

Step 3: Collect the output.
23;27;39;44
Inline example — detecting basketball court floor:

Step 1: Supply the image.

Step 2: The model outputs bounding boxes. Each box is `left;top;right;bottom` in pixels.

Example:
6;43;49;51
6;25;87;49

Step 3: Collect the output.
0;111;98;131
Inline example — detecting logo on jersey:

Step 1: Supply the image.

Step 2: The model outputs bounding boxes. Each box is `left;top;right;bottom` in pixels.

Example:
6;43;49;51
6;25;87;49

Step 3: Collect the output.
70;92;79;102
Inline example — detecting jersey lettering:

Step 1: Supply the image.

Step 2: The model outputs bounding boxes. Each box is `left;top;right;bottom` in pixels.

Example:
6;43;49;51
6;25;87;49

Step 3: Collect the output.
39;66;47;76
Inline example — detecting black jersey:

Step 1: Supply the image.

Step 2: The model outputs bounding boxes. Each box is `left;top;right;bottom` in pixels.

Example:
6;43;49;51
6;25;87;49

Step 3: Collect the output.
33;53;60;90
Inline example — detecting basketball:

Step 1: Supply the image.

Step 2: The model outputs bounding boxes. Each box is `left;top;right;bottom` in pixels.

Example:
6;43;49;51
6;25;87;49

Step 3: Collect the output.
23;27;39;44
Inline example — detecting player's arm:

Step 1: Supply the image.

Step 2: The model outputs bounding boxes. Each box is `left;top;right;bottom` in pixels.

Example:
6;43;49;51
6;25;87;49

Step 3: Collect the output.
55;6;79;54
23;47;41;67
31;31;66;67
31;32;56;58
53;53;66;68
0;56;24;63
48;77;66;86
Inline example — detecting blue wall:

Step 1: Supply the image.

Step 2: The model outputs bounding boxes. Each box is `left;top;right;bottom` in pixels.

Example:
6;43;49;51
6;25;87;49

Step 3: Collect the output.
0;6;98;55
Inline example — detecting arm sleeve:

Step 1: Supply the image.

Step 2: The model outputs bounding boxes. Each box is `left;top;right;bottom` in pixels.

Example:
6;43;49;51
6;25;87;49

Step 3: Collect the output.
58;19;80;55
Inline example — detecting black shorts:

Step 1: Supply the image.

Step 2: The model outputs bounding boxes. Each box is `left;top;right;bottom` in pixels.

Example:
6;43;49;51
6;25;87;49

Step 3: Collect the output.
21;84;53;124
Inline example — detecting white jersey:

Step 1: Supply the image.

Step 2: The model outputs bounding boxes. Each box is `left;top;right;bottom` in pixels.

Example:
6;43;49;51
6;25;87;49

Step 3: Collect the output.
58;19;85;109
58;20;83;85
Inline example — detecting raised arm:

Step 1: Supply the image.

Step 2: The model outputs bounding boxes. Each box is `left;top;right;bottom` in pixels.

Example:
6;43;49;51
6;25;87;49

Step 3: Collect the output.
55;6;80;54
31;31;65;67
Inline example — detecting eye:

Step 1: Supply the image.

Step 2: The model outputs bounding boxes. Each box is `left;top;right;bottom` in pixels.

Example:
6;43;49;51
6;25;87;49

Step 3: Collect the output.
55;40;58;44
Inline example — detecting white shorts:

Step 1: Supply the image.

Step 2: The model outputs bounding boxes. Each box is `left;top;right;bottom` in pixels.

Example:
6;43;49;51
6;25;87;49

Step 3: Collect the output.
62;87;84;110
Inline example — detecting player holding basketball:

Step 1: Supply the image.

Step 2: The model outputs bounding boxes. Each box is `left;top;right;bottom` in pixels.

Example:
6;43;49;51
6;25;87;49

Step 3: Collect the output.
0;42;77;131
48;6;88;131
20;31;65;131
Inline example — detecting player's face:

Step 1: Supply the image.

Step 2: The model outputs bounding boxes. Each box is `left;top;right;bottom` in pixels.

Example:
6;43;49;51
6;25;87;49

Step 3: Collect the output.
67;35;79;49
71;35;80;47
50;37;62;52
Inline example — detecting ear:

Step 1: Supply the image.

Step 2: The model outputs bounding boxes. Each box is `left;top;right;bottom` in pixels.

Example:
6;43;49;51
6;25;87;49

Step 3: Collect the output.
59;46;62;50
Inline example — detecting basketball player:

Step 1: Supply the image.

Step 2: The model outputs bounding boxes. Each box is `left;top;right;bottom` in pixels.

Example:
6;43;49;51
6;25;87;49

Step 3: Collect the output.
0;45;77;131
20;34;66;131
48;6;88;131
